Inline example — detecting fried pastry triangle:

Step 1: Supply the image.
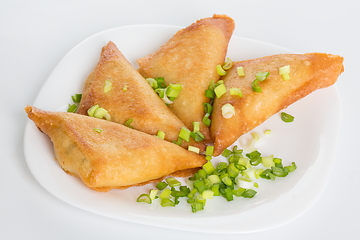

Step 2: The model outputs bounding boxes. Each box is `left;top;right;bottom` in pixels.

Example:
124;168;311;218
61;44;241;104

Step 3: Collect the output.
137;14;235;141
77;41;204;150
25;106;206;192
211;53;344;156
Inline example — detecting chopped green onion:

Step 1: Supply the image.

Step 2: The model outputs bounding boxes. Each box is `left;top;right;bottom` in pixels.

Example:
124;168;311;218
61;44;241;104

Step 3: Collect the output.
230;87;243;97
279;65;291;80
156;181;168;190
161;198;175;207
166;84;182;98
281;112;294;122
146;78;158;89
285;162;297;172
188;146;200;154
246;150;262;166
261;155;275;168
242;189;257;198
221;103;235;119
202;113;211;127
122;84;128;91
222;57;233;70
205;89;215;99
67;104;78;113
124;119;134;128
166;177;181;187
207;174;221;184
149;189;159;200
103;80;112;93
202;190;214;199
192;122;200;133
233;187;246;197
179;127;191;142
264;129;272;135
221;187;234;202
87;105;99;117
237;66;245;77
205;146;214;161
71;94;82;103
93;128;102;133
136;194;152;204
203;102;213;114
251;79;262;92
159;188;172;199
193;180;206;193
191;202;204;213
214;83;227;98
202;161;215;175
156;130;165;139
251;132;260;141
216;64;227;76
255;71;270;81
94;108;109;119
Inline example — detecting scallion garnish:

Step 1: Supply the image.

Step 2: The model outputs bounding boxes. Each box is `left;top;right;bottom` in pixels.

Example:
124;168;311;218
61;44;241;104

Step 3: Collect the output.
87;105;111;120
156;130;165;139
136;194;152;204
67;104;78;113
93;128;102;133
188;146;200;154
216;64;227;76
214;83;227;98
237;66;245;77
124;119;134;128
103;80;112;93
222;57;233;70
221;103;235;119
252;71;270;92
230;87;243;97
178;127;191;142
281;112;294;122
71;94;82;103
279;65;291;80
67;93;82;112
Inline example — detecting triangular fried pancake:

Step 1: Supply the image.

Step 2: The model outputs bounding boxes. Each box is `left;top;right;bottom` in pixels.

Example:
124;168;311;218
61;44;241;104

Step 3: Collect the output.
211;53;344;156
77;41;204;150
25;106;206;192
137;14;235;141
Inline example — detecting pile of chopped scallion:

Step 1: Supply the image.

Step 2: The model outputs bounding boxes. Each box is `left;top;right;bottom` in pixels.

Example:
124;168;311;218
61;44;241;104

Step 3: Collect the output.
136;145;297;213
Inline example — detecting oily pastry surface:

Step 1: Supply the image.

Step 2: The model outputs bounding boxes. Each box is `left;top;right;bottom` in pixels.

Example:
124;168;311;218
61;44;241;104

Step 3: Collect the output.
25;106;206;192
137;14;235;141
77;41;205;150
210;53;344;156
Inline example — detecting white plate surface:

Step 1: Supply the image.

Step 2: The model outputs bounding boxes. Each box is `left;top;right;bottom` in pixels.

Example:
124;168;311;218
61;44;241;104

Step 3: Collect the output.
23;25;341;234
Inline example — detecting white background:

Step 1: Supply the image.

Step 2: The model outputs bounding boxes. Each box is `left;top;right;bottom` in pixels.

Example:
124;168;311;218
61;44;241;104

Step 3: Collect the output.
1;0;359;239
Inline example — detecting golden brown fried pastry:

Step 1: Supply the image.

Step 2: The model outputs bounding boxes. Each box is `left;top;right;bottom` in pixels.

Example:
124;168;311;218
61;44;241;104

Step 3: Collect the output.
137;14;235;141
25;106;207;192
211;53;344;156
77;41;204;151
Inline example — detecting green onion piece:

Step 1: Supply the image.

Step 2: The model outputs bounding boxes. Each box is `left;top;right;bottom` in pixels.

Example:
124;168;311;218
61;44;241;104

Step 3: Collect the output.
216;162;228;173
166;84;182;98
281;112;294;122
202;190;214;199
156;181;168;190
271;166;288;177
67;104;78;113
237;66;245;77
191;202;204;213
103;80;112;93
279;65;291;80
192;121;200;133
229;87;243;97
71;94;82;103
188;146;200;154
227;163;240;178
93;107;108;119
205;89;215;99
264;129;272;135
166;177;181;187
193;180;206;193
124;119;134;129
87;105;99;117
93;128;102;133
251;79;262;93
187;188;198;199
221;103;235;119
220;173;233;187
285;162;297;172
261;155;275;168
171;190;187;198
207;174;221;184
179;127;191;142
255;71;270;81
281;73;291;81
159;188;172;199
214;83;227;98
155;88;166;98
136;194;152;204
156;130;165;139
203;102;213;115
222;57;233;70
146;78;158;89
211;184;220;196
155;77;166;88
190;131;205;142
161;198;175;207
260;169;276;180
205;146;214;157
246;150;262;166
149;189;159;200
242;189;257;198
202;161;215;175
216;64;227;76
222;187;234;202
172;137;183;146
197;169;207;179
202;113;211;127
233;187;246;197
222;149;232;158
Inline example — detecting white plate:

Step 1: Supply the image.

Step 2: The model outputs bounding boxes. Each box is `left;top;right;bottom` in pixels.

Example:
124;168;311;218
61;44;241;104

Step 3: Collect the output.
23;25;341;234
